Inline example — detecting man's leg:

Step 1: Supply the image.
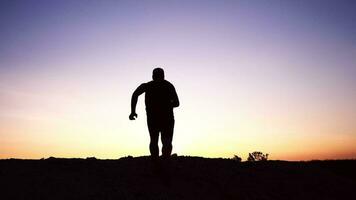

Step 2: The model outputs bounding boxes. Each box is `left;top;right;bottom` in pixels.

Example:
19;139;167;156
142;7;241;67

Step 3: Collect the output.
161;119;174;158
147;119;159;159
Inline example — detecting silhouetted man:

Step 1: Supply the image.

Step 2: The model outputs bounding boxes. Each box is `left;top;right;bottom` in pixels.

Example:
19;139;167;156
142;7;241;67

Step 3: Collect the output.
129;68;179;160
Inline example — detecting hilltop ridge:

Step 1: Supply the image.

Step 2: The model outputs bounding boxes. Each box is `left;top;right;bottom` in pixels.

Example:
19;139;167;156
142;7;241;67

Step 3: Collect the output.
1;156;355;200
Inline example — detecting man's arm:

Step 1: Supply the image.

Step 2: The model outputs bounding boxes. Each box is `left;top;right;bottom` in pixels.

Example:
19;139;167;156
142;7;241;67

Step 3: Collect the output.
129;84;146;120
171;86;180;108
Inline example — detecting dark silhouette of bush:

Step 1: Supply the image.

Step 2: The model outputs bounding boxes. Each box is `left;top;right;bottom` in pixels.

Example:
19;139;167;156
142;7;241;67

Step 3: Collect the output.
247;151;269;162
232;155;242;162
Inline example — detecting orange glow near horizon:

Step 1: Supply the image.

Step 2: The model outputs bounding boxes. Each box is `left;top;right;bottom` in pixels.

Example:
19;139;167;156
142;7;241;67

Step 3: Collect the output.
1;81;355;161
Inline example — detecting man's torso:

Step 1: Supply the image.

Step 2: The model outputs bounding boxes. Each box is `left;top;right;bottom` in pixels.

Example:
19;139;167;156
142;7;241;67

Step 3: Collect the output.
144;80;175;120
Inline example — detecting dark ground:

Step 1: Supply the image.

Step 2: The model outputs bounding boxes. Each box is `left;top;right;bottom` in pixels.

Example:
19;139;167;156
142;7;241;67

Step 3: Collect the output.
0;156;355;200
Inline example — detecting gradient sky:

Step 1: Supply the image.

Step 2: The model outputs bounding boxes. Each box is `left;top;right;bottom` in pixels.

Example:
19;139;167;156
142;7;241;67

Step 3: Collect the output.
1;0;356;160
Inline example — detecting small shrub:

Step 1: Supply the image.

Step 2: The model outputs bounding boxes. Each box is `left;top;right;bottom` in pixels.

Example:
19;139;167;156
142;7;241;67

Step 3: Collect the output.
247;151;269;162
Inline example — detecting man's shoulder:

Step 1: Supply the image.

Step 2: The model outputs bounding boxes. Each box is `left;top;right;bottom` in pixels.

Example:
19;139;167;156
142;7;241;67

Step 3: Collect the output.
144;81;154;86
163;80;174;87
138;82;147;88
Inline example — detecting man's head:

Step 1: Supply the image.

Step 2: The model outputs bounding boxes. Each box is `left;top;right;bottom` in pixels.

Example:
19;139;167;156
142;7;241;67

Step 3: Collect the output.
152;68;165;81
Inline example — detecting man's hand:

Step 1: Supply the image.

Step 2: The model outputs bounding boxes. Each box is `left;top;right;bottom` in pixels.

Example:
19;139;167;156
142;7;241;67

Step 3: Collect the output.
129;113;138;120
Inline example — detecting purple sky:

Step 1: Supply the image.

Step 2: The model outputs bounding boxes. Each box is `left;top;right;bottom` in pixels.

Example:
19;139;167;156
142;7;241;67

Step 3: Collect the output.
1;0;356;160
